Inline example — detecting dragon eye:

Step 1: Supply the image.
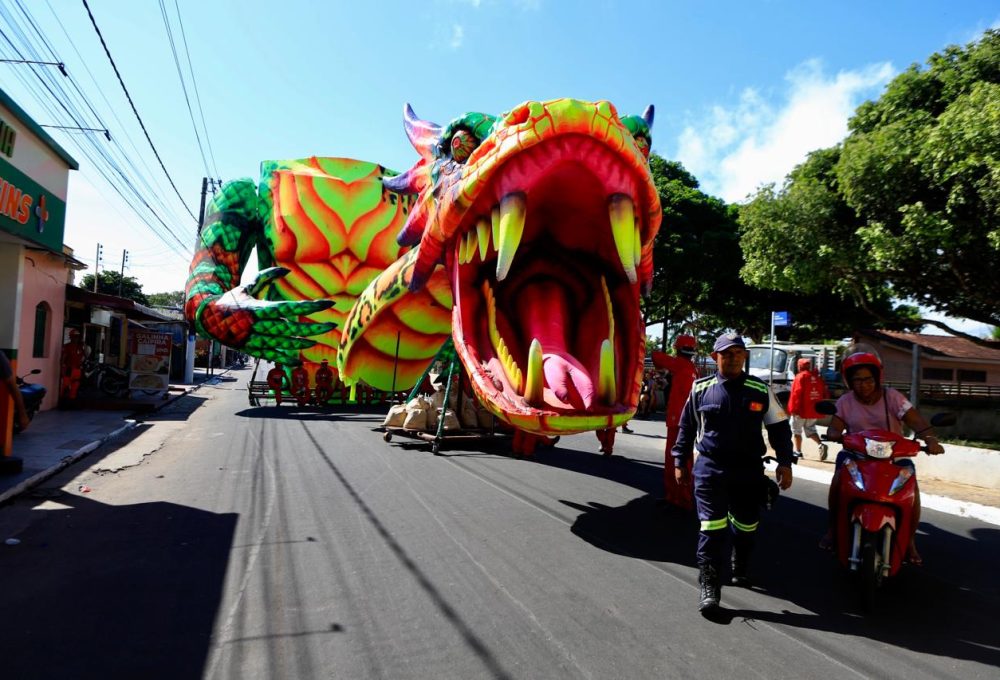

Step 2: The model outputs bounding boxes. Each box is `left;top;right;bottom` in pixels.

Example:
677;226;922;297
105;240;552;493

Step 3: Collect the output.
450;129;477;163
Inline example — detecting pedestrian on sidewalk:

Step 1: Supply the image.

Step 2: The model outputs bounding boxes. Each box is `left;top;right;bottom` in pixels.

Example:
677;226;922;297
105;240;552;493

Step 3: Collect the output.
59;329;85;406
672;332;794;616
787;358;829;461
1;349;31;432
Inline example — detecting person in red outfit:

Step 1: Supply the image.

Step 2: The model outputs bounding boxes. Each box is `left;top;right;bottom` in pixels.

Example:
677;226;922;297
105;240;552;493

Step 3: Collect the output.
59;329;86;404
266;364;289;405
313;359;333;405
290;365;311;407
651;334;700;509
787;358;830;461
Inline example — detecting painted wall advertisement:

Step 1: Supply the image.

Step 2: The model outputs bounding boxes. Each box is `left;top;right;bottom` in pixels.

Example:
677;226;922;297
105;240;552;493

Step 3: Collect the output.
128;330;171;394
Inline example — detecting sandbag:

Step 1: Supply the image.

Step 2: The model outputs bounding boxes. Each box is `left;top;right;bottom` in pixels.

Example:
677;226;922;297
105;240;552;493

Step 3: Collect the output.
441;409;461;431
476;406;494;429
403;408;428;431
459;393;479;429
383;403;407;428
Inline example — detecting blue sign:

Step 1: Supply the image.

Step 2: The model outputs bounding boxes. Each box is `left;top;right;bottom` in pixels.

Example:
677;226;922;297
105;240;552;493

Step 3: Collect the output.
773;311;790;327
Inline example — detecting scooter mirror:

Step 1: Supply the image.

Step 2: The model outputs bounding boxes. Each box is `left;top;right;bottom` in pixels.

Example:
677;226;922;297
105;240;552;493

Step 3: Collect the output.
930;412;957;428
814;399;837;416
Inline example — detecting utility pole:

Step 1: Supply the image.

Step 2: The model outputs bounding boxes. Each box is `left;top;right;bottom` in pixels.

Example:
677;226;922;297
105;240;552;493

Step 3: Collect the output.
196;177;223;242
93;243;103;292
117;249;128;297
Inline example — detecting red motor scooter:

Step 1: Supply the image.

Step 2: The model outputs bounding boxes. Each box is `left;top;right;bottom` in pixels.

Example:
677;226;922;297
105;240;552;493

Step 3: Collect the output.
817;402;954;609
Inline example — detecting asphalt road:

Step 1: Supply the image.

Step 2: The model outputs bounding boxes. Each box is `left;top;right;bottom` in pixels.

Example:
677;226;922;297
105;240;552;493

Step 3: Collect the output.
1;369;997;679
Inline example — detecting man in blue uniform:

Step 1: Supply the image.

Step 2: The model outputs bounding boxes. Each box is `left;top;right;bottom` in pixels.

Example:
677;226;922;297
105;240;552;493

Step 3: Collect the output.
672;332;795;615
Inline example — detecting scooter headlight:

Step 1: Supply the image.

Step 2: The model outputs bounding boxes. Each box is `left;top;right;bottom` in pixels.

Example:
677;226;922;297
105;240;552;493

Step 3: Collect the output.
888;467;914;496
844;459;865;491
864;438;894;459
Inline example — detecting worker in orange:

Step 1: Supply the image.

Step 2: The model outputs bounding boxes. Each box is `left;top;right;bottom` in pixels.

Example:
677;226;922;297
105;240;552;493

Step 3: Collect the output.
59;328;86;406
652;334;700;509
290;364;311;407
313;359;333;405
266;364;289;405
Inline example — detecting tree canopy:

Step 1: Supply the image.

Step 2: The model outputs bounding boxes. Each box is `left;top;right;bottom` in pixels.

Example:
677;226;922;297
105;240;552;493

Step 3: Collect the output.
643;154;896;351
79;271;148;305
146;290;185;308
740;29;1000;338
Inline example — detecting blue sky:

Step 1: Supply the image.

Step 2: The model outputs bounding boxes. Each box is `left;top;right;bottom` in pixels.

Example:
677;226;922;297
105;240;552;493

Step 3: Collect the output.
2;0;997;335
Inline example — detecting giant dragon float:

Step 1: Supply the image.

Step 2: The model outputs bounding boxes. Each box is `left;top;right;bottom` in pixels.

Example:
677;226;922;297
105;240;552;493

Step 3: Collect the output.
184;98;661;453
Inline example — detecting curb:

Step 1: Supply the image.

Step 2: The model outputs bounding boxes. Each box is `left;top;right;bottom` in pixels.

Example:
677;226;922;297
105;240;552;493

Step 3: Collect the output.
0;420;137;505
766;461;1000;527
0;376;214;505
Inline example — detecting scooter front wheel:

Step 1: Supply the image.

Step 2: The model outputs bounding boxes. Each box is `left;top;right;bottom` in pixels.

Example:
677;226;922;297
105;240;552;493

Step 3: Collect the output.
859;539;882;612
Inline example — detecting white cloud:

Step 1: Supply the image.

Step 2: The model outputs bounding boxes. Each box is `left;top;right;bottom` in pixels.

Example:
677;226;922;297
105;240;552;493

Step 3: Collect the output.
449;24;465;49
675;59;895;203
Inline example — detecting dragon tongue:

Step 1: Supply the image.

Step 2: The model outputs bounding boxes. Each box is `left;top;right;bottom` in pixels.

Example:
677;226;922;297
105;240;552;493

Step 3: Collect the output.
543;353;595;409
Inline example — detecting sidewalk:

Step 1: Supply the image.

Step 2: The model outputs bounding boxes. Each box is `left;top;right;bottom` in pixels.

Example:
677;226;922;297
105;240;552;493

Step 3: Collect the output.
0;368;223;505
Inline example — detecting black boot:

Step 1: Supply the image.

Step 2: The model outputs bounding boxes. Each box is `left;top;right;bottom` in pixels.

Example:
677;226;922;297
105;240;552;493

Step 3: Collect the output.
698;564;721;613
731;547;751;588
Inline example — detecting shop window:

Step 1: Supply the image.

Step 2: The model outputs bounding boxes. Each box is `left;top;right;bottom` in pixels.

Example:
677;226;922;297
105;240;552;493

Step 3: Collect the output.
32;302;50;358
921;367;953;381
957;369;986;383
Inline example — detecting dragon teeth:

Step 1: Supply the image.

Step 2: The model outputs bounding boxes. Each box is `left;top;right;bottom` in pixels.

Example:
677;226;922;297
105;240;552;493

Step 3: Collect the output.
496;192;526;282
598;338;617;405
609;193;637;284
476;217;490;261
524;338;544;406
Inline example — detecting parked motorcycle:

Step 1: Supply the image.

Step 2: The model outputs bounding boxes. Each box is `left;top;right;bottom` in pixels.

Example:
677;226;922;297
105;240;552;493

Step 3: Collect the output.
816;400;955;609
14;368;46;432
82;359;130;398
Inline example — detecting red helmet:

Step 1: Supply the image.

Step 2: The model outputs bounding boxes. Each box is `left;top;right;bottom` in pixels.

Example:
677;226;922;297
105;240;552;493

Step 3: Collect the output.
673;334;697;354
841;352;882;387
797;358;812;372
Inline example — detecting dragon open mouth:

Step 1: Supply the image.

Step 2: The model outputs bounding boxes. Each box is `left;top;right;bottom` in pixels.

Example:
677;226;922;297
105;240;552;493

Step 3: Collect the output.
451;135;648;431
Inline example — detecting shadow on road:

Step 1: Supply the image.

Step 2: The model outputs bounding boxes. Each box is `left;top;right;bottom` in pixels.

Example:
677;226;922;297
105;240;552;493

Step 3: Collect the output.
0;492;236;679
531;442;1000;669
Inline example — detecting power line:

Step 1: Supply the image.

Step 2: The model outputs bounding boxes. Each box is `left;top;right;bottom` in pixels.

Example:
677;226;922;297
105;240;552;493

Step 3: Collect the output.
80;0;197;223
1;2;195;257
172;0;219;179
159;0;210;179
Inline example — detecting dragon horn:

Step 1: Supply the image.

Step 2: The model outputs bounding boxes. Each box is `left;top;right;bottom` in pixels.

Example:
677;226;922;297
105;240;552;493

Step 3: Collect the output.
403;103;442;160
642;105;654;130
383;157;430;194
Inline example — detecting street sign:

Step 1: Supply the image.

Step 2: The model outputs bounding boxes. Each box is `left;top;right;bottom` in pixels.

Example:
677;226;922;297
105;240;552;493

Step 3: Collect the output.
773;311;790;327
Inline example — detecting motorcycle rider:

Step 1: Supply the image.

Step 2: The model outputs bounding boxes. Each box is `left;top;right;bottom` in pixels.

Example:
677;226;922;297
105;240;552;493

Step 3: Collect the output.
821;352;944;565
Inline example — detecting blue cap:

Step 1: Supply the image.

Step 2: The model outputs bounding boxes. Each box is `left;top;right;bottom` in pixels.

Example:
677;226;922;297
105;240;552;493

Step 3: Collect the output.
713;332;746;353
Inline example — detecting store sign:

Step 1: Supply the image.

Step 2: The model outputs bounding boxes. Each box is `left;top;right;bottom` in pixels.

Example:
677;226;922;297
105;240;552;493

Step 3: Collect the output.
0;155;65;251
0;116;15;158
128;331;172;395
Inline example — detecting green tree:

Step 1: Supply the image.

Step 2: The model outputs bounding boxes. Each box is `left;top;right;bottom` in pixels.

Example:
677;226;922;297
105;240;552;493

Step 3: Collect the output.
740;29;1000;339
739;148;915;330
80;271;149;305
645;154;890;344
147;290;185;307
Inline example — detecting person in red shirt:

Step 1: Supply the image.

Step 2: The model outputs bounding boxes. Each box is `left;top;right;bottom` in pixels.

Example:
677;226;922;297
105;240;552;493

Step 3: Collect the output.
266;364;289;405
651;334;700;509
787;358;829;460
59;329;86;404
